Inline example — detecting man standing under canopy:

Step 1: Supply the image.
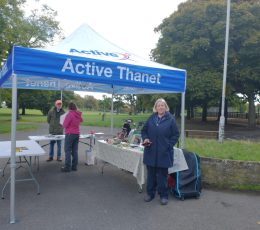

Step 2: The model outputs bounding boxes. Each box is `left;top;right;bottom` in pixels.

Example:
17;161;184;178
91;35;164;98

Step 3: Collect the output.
47;100;65;162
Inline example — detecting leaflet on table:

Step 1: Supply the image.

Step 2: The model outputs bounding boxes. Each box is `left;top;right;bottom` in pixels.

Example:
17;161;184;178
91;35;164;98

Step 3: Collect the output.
16;146;28;152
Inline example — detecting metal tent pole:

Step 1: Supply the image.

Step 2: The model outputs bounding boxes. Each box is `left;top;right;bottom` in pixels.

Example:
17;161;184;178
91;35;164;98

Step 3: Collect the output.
110;86;114;135
181;92;185;148
10;73;17;224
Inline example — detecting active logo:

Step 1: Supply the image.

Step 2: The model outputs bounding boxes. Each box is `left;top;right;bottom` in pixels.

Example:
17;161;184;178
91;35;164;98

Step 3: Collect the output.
70;49;131;60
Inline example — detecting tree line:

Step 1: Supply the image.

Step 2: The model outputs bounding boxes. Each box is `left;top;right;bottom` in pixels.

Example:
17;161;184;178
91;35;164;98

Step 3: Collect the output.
151;0;260;127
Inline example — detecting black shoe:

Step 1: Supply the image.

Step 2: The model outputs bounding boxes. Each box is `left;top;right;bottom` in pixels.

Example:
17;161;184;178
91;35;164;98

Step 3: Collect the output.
57;158;62;162
61;166;70;172
160;197;168;205
144;195;154;202
46;157;53;162
71;167;77;171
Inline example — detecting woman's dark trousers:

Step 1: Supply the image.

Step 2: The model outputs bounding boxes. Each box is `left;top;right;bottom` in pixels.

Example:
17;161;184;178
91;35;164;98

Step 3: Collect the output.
64;134;79;170
146;165;168;199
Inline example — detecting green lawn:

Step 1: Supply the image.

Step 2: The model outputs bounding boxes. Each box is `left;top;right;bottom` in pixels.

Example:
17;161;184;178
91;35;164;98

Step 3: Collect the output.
81;111;149;128
185;138;260;161
0;108;259;162
0;108;40;133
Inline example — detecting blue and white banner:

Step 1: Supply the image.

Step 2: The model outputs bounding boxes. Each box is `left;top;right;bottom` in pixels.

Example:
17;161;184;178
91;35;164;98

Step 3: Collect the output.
0;46;186;93
1;24;186;94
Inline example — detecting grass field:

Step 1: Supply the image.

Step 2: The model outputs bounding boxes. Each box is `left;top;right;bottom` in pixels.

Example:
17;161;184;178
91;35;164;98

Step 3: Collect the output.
0;108;150;131
185;138;260;161
0;108;259;162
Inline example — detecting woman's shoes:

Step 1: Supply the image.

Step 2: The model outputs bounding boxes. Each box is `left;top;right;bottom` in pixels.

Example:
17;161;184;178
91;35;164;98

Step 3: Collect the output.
144;195;168;205
61;166;70;172
160;197;168;205
144;195;154;202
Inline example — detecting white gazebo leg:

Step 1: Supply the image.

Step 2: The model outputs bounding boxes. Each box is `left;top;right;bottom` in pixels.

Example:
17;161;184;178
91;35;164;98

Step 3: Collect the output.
181;92;185;149
10;73;17;224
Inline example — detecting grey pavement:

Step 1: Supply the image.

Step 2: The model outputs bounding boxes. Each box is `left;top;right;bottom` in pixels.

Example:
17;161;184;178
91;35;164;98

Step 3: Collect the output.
0;124;259;230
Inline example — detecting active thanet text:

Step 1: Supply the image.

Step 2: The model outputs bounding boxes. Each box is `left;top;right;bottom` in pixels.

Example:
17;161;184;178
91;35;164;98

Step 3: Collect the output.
61;58;161;85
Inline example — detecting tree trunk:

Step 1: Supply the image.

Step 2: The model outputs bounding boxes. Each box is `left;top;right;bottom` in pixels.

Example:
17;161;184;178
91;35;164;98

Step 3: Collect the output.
191;105;194;119
187;105;191;120
21;103;26;115
16;103;21;120
201;102;207;122
247;93;256;128
175;104;181;118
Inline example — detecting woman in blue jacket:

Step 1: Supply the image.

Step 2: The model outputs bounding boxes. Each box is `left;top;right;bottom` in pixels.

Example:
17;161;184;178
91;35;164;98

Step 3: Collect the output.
141;98;179;205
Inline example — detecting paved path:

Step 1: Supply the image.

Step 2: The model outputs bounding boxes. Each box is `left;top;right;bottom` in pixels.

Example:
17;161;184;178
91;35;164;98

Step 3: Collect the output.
0;124;259;230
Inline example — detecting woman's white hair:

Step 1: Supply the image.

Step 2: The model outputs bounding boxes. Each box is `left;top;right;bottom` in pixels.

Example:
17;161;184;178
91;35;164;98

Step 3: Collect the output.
153;98;169;112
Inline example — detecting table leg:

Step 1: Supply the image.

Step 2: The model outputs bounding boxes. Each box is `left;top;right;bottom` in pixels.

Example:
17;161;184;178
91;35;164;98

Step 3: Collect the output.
138;185;143;193
101;161;109;174
23;157;40;195
37;156;39;172
2;158;10;177
1;156;41;199
1;176;11;199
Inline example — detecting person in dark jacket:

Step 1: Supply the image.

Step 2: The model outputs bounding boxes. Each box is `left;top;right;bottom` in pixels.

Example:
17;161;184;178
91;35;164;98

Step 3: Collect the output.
61;101;83;172
141;98;179;205
47;100;65;162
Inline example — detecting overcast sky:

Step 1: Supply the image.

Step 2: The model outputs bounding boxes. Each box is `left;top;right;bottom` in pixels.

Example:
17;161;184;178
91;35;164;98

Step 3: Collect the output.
25;0;186;98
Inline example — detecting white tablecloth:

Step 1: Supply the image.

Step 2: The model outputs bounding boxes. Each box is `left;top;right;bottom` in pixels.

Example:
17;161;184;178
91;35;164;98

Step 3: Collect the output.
95;140;145;188
94;140;188;189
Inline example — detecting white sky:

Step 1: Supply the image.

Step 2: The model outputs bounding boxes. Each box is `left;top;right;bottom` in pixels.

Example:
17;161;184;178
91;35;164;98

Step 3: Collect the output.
25;0;186;99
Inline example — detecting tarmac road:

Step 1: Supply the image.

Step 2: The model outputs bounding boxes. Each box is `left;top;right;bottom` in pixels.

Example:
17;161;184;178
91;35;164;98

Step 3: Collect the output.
0;124;259;230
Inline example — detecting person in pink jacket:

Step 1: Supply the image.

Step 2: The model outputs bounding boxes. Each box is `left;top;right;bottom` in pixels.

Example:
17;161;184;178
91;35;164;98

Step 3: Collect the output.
61;101;83;172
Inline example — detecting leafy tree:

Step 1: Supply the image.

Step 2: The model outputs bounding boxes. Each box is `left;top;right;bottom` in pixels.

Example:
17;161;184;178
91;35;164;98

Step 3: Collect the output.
113;95;124;114
136;95;154;113
83;95;98;111
227;1;260;127
17;89;75;115
152;0;227;122
0;0;62;63
99;95;111;112
0;0;62;117
123;95;137;115
152;0;260;126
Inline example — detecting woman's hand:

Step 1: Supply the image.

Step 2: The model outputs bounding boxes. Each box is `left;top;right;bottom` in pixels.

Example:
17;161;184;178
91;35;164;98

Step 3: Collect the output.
142;139;152;146
143;138;150;143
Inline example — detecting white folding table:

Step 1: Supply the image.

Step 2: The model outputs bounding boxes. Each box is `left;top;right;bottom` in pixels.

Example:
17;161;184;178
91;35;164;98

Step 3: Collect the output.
28;134;96;147
28;134;102;166
0;140;46;198
94;140;188;192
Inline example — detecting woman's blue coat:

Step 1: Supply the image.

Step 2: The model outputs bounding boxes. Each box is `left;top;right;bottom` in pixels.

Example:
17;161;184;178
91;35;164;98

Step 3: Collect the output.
141;111;179;168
